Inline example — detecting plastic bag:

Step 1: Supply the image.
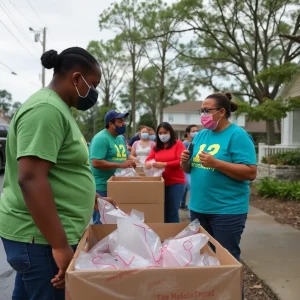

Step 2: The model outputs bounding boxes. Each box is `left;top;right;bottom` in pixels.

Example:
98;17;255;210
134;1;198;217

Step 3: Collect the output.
98;198;144;224
116;218;163;266
98;198;127;224
115;168;139;177
175;219;200;239
75;251;124;270
162;233;209;267
201;252;220;266
112;245;158;269
88;230;118;255
143;160;165;177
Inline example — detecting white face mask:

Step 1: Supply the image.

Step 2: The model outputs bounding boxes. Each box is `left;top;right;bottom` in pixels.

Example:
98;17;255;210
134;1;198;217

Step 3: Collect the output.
159;134;170;143
190;132;198;139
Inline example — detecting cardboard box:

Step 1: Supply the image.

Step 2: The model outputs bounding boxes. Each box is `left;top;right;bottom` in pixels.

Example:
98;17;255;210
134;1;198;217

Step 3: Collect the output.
107;176;164;223
66;224;243;300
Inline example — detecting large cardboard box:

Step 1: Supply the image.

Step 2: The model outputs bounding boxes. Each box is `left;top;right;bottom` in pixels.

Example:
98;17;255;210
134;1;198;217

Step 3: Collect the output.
107;176;164;223
66;224;243;300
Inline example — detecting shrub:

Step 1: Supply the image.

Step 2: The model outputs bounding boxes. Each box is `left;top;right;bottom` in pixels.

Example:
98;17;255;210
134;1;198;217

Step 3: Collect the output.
255;178;300;201
261;151;300;166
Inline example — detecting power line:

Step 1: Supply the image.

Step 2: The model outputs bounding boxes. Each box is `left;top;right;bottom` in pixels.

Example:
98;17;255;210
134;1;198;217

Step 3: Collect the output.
0;61;17;75
0;67;40;88
25;0;44;26
8;0;40;28
0;20;38;60
0;1;40;50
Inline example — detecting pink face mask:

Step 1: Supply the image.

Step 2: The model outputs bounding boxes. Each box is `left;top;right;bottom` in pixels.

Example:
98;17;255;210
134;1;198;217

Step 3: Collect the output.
200;112;220;130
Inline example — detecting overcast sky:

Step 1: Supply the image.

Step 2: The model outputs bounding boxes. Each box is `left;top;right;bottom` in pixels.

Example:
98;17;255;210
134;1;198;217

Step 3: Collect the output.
0;0;126;104
0;0;209;108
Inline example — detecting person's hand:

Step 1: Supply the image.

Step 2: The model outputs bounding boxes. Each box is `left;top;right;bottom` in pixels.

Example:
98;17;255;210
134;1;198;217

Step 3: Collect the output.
199;152;218;168
153;162;167;169
51;245;74;288
94;194;118;210
119;160;135;169
181;150;190;164
145;162;152;169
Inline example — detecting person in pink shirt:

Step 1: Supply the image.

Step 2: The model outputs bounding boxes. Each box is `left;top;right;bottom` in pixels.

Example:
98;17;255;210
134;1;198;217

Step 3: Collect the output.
130;126;156;166
145;122;186;223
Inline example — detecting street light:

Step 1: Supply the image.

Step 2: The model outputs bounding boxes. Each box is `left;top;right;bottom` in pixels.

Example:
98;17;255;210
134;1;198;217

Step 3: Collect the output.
29;27;46;87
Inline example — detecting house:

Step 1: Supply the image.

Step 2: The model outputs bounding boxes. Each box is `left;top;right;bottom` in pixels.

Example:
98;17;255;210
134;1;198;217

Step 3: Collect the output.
0;109;10;125
258;75;300;162
163;101;279;145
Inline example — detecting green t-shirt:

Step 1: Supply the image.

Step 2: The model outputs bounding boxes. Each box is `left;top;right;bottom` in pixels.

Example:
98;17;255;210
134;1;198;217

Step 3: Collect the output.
0;88;95;245
90;129;127;191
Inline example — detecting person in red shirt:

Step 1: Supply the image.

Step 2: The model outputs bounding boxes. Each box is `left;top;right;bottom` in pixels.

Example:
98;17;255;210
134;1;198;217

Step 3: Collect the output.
145;122;186;223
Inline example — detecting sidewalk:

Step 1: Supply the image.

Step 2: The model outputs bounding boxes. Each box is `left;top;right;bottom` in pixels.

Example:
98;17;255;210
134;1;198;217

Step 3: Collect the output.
241;206;300;300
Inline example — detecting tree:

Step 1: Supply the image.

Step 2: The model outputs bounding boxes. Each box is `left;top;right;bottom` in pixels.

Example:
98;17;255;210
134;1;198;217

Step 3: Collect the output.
87;38;129;107
9;101;22;118
119;66;193;128
138;113;156;129
170;0;300;144
99;0;147;135
140;0;182;123
0;90;12;114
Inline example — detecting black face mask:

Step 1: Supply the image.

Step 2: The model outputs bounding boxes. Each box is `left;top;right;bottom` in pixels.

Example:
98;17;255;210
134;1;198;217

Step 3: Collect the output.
75;75;99;111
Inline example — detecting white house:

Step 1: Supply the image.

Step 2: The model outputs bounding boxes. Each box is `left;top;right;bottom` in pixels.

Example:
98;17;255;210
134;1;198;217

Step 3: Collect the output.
258;76;300;162
163;101;276;143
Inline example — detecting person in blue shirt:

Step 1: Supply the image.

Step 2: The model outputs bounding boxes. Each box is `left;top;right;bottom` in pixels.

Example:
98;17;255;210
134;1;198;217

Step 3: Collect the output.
180;92;257;263
181;124;199;210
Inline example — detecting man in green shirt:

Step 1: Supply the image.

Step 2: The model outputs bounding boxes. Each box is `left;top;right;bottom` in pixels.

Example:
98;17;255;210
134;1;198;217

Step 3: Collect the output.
90;110;136;224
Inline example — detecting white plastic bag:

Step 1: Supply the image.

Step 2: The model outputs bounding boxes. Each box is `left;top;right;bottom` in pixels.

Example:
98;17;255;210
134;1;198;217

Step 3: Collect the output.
162;233;209;267
175;219;200;239
143;160;165;177
201;252;220;266
98;198;127;224
75;251;124;270
98;198;145;224
88;230;118;255
117;218;163;266
115;168;139;177
112;245;158;269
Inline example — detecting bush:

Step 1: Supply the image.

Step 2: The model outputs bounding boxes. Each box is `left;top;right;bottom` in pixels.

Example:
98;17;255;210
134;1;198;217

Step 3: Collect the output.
255;178;300;201
261;151;300;166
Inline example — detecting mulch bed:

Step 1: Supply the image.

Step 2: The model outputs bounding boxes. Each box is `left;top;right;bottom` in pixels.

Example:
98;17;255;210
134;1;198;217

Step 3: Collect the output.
243;262;279;300
250;185;300;230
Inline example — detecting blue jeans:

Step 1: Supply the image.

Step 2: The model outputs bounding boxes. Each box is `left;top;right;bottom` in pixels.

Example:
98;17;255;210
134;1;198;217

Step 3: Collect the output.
181;174;190;206
190;211;247;261
93;190;107;224
165;184;185;223
1;237;77;300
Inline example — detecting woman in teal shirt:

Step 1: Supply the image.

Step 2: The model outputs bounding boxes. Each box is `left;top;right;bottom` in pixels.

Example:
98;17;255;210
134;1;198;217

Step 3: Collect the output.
180;92;257;263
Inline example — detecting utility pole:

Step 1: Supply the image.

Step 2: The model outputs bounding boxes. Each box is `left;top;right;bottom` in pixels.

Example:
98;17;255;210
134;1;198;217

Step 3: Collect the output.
29;27;46;87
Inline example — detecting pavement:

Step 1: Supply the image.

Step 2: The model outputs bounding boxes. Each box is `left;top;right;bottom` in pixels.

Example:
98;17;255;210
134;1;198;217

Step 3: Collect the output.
241;206;300;300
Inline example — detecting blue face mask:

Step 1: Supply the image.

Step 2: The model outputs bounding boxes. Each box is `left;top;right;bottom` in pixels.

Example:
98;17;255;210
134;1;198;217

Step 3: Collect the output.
141;133;149;140
75;75;99;111
149;134;156;141
114;124;126;135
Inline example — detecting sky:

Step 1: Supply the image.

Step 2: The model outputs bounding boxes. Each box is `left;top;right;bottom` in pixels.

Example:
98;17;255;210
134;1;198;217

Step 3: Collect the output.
0;0;124;104
0;0;209;110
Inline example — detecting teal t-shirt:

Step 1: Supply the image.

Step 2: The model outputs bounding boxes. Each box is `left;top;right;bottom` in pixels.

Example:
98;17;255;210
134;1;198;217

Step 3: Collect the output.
90;129;127;191
189;124;257;214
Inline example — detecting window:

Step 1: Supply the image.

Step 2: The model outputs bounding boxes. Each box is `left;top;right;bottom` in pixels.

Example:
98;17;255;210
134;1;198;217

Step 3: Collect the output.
185;114;191;123
292;110;300;144
168;114;174;122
